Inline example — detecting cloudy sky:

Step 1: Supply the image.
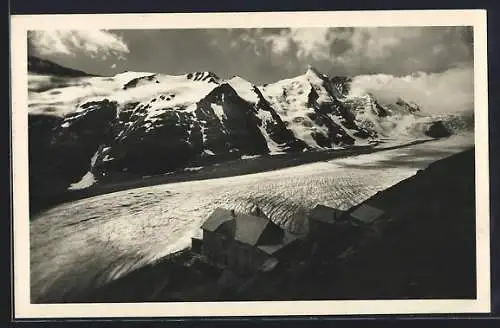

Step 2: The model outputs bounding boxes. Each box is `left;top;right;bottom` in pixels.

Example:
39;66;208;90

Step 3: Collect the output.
27;27;474;113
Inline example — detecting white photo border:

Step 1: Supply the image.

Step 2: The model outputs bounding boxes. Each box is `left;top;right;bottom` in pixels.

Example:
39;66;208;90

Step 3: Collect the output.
10;9;490;318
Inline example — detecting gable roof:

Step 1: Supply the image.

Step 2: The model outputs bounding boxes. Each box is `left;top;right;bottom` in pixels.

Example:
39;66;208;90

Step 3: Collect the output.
201;208;235;232
202;208;283;247
309;204;346;225
234;213;275;246
349;204;385;225
257;232;301;255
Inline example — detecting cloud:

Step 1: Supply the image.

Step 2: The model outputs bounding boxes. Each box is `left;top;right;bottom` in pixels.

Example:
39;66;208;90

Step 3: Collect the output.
349;66;474;114
28;30;129;60
328;27;473;76
263;28;331;60
221;27;474;113
235;26;473;77
262;30;290;54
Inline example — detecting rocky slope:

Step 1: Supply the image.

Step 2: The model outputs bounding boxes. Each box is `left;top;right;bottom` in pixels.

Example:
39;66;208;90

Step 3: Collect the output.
27;56;474;208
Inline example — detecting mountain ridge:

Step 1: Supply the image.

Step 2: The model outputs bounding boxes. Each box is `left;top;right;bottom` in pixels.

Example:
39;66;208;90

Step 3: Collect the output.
28;55;97;77
27;56;474;210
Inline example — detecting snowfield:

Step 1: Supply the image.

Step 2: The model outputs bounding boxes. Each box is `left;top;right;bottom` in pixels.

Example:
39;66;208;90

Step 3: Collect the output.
30;134;473;302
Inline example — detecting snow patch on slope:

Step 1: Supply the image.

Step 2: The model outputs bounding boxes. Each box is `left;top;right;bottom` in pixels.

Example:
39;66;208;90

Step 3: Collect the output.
68;149;100;190
184;166;204;172
254;108;285;154
211;103;225;121
68;172;97;190
227;76;259;103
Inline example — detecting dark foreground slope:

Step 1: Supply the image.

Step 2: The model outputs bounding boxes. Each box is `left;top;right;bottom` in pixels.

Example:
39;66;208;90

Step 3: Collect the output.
260;147;477;300
68;147;476;303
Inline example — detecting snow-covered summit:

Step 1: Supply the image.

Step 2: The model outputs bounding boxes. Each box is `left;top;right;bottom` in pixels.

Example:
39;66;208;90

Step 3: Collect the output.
305;64;329;80
28;56;474;186
226;75;259;103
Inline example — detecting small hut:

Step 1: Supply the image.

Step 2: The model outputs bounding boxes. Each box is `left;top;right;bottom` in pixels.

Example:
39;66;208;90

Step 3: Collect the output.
348;204;386;227
196;207;301;275
308;204;346;237
307;204;357;255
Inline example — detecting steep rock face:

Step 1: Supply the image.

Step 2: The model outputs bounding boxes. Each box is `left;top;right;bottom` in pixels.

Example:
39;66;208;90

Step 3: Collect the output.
199;83;270;155
92;77;314;179
28;100;117;210
28;114;65;210
424;121;452;138
226;75;308;153
50;100;118;178
440;112;475;134
111;114;196;174
330;76;352;97
258;68;361;149
93;83;275;177
251;85;308;152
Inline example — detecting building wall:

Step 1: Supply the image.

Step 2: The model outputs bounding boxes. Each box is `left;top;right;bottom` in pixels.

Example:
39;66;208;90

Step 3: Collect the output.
227;241;269;275
309;220;361;258
191;237;202;254
274;238;304;261
202;230;231;265
202;230;275;275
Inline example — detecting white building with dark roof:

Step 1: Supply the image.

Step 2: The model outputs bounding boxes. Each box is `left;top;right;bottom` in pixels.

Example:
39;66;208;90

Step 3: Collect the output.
308;204;346;235
193;208;302;275
193;203;388;275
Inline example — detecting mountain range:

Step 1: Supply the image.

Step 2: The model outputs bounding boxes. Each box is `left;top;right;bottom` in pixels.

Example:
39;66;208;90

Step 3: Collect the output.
27;56;473;209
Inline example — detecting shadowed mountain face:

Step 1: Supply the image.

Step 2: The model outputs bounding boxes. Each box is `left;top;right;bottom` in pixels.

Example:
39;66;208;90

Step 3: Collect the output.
28;55;95;77
27;56;474;208
28;100;118;212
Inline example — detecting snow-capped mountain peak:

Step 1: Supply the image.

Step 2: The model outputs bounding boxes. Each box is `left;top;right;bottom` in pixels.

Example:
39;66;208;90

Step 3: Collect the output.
28;56;473;188
113;71;156;87
305;64;328;80
226;76;259;104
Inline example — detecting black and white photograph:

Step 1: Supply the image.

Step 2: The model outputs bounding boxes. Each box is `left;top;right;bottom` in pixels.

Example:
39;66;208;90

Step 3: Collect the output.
11;10;490;318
